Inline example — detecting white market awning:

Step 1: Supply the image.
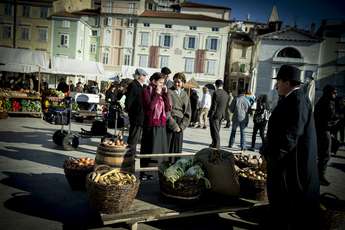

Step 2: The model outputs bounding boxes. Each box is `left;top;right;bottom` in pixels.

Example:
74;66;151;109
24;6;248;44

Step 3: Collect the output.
0;47;49;73
50;57;104;77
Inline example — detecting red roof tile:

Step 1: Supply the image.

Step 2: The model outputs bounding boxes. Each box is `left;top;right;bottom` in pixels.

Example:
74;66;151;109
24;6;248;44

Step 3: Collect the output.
180;2;230;10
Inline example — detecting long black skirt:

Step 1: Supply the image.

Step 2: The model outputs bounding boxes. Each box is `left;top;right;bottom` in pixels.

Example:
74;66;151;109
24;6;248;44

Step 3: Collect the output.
167;117;183;153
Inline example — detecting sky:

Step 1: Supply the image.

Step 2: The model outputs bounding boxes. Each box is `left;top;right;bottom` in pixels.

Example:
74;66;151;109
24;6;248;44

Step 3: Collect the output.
194;0;345;29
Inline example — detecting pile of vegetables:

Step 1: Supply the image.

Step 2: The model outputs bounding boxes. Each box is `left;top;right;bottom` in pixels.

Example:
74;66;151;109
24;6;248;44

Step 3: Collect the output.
64;157;95;170
12;100;21;112
162;158;211;189
89;168;137;186
237;168;266;182
102;137;126;148
46;89;65;98
20;100;42;112
234;154;263;168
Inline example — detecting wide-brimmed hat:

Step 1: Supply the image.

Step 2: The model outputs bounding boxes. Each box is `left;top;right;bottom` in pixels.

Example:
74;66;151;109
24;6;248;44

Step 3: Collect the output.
273;65;302;83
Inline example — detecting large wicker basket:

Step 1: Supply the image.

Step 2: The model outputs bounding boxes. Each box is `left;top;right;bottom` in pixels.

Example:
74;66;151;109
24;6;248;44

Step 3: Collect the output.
239;175;267;201
158;162;206;200
85;165;140;214
63;159;94;190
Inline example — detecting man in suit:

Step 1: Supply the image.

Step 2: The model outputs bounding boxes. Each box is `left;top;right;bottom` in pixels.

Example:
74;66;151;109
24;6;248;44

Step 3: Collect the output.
261;65;319;229
125;68;148;152
208;79;229;148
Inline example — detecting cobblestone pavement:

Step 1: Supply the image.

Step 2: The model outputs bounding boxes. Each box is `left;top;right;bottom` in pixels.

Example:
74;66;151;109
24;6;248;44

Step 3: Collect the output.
0;117;344;230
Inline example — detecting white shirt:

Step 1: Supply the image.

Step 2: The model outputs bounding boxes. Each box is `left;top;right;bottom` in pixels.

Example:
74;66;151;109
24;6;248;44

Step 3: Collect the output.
199;93;212;109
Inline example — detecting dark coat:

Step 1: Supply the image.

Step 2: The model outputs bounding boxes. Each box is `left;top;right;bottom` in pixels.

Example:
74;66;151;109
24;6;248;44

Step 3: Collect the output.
262;88;319;225
208;88;229;120
125;80;144;126
314;94;337;131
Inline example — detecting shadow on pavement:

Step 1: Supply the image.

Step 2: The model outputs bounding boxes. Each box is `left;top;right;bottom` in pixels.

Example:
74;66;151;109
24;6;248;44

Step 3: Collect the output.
0;146;68;169
329;162;345;173
1;171;102;229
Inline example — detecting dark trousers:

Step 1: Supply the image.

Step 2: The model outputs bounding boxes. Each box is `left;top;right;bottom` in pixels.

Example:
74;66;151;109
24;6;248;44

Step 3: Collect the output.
209;118;222;148
317;130;331;176
251;121;267;148
127;124;142;152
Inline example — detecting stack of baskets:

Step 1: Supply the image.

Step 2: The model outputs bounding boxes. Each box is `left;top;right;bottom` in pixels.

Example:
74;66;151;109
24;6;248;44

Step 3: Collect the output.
86;165;139;214
63;157;95;190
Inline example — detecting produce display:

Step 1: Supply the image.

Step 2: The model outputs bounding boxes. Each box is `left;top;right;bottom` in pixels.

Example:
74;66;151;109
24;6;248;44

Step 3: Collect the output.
64;157;95;170
237;168;267;182
0;89;42;114
0;89;40;98
46;89;65;98
20;100;42;112
234;154;263;168
89;168;137;186
101;136;127;148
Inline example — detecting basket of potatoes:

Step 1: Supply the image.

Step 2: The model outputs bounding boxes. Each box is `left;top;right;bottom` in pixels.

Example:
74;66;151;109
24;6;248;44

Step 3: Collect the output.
86;165;140;214
63;157;95;190
237;167;267;201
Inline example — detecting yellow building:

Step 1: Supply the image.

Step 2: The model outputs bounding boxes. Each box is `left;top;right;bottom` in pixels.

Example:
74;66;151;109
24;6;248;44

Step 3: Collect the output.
0;0;54;55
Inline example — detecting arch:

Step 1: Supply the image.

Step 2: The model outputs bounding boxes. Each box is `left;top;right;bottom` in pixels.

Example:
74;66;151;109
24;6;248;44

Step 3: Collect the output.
276;47;302;58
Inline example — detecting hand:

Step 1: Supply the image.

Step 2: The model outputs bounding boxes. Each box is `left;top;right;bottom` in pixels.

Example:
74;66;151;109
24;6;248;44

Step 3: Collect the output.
156;85;162;94
176;127;181;132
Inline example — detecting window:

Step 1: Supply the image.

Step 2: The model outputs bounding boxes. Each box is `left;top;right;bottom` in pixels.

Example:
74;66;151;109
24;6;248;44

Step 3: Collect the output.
148;3;153;10
139;55;148;67
160;56;169;68
241;47;247;58
90;44;96;53
337;50;345;65
277;47;302;58
60;34;69;47
128;3;135;13
189;26;197;30
5;4;12;16
159;34;172;48
165;24;172;28
184;36;197;49
21;27;30;40
140;32;149;46
206;60;216;75
62;20;70;28
144;23;150;27
102;52;109;64
240;63;246;73
104;17;112;26
92;30;98;36
212;27;219;32
206;37;218;51
40;7;48;18
2;26;12;39
22;5;30;17
124;54;131;65
185;58;195;73
38;28;48;42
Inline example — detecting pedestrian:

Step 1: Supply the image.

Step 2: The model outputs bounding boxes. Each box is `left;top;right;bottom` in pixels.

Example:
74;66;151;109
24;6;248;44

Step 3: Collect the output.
333;96;345;145
314;85;339;186
167;72;191;153
161;67;173;89
140;72;171;180
224;91;234;128
261;65;319;229
250;94;270;151
89;81;99;94
196;86;211;129
228;88;250;151
125;68;148;153
57;78;68;93
68;80;75;92
208;80;229;148
189;88;199;127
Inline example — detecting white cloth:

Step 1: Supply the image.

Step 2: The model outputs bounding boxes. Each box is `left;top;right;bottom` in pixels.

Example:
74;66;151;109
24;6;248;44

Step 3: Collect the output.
199;93;212;109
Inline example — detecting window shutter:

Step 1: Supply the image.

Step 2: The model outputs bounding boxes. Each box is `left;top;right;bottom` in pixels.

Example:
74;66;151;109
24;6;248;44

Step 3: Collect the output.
159;35;163;47
170;35;173;48
206;38;210;50
195;37;199;49
214;39;218;51
184;37;188;49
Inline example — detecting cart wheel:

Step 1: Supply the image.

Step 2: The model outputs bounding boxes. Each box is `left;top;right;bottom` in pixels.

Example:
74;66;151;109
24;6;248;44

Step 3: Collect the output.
53;130;67;146
62;134;79;150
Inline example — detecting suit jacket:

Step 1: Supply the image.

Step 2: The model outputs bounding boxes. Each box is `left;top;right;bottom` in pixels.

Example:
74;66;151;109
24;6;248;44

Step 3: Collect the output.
167;88;191;131
263;88;319;215
208;88;229;120
125;80;144;126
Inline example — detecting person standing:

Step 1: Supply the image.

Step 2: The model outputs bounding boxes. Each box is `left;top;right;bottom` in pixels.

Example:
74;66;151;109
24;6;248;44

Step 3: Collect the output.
261;65;319;229
167;73;191;153
57;78;68;93
140;72;171;179
228;88;250;151
125;68;148;152
250;94;270;151
208;80;229;148
314;85;338;186
224;91;234;128
189;88;199;127
196;86;211;129
161;67;173;89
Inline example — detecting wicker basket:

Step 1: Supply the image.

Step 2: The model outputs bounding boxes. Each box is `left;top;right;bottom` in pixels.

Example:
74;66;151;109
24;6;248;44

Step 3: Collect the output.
0;112;8;119
158;163;206;200
239;175;267;201
85;165;140;214
63;160;94;190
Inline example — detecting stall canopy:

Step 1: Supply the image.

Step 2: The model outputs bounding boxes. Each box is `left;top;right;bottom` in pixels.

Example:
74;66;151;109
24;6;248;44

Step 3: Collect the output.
0;47;49;73
50;57;104;78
